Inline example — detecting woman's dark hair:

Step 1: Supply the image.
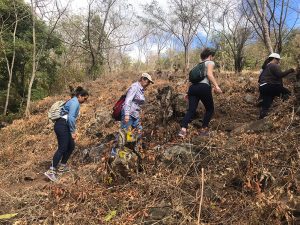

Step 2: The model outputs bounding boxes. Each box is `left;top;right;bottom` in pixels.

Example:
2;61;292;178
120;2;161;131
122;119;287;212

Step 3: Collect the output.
261;57;274;70
201;48;216;60
70;86;89;97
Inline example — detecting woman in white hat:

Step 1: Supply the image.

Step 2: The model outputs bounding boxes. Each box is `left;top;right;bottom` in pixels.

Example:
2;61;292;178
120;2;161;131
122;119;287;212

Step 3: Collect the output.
121;73;154;131
258;53;295;119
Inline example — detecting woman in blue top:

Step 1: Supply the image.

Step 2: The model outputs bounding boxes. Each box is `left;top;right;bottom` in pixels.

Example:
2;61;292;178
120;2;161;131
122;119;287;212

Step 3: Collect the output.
45;86;89;182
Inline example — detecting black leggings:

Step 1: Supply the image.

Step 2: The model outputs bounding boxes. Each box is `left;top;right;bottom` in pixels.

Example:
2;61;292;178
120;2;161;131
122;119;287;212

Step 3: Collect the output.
181;83;214;128
259;83;290;118
52;118;75;168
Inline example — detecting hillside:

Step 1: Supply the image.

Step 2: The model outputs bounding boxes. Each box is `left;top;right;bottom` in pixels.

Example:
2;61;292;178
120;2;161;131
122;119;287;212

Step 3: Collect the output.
0;71;300;224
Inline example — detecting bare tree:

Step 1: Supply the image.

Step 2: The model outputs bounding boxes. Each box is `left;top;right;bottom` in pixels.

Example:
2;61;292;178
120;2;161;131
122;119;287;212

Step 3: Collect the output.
143;0;204;71
134;30;151;70
195;0;215;48
150;29;171;70
243;0;299;54
86;0;134;79
57;0;146;77
215;4;252;72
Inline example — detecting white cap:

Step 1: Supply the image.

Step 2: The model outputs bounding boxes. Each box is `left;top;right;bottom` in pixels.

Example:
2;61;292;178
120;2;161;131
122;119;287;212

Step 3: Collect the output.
141;73;154;83
268;53;281;59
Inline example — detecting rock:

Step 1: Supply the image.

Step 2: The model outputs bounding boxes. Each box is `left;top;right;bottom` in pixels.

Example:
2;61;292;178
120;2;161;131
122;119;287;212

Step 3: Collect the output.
24;172;36;181
0;122;9;129
223;122;243;132
162;144;197;165
232;119;273;134
156;86;174;125
162;141;209;166
287;196;300;219
95;110;114;127
148;206;173;221
173;93;187;117
244;94;256;104
145;85;188;124
86;110;114;137
81;144;106;163
237;76;245;82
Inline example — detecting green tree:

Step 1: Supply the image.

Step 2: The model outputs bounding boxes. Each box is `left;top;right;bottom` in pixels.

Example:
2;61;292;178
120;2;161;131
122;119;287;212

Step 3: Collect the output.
0;0;62;115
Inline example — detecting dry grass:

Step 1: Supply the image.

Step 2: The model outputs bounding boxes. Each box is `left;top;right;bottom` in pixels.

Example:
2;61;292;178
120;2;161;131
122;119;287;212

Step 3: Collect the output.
0;71;299;224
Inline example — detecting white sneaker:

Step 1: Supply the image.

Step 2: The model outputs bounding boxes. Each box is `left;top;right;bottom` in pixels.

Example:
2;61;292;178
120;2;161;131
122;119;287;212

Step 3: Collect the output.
44;169;58;182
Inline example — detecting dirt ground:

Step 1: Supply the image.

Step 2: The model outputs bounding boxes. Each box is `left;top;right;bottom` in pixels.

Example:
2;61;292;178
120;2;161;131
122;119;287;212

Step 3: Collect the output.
0;71;300;224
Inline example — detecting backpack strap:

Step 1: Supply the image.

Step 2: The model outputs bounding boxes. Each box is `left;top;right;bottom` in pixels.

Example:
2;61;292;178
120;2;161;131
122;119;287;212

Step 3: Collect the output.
60;100;69;116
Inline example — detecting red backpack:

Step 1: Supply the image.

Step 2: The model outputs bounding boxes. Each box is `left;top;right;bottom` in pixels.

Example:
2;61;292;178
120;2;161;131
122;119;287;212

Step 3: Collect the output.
112;94;126;121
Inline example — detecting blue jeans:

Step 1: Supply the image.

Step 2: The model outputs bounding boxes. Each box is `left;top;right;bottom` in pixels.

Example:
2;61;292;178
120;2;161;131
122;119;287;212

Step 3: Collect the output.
121;110;142;131
52;118;75;168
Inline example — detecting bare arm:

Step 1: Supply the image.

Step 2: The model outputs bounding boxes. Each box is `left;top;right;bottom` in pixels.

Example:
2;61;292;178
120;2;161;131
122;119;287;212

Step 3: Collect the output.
207;64;222;93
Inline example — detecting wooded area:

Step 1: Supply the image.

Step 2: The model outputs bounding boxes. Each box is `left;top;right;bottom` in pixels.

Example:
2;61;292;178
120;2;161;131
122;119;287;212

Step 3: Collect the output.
0;0;299;118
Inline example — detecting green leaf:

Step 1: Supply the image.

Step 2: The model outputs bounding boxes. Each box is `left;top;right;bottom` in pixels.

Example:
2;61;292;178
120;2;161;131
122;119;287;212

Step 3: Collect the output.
0;213;18;220
104;210;117;222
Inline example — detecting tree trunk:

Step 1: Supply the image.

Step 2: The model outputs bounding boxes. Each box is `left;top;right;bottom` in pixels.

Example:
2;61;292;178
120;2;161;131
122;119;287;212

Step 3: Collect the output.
261;0;273;53
276;39;282;54
107;50;112;73
88;59;96;79
184;45;189;72
262;22;273;53
234;49;244;73
25;0;36;117
4;68;13;115
3;15;18;115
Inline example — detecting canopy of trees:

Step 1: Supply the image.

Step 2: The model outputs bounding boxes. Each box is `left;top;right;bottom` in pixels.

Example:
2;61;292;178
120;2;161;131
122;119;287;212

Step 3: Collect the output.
0;0;299;117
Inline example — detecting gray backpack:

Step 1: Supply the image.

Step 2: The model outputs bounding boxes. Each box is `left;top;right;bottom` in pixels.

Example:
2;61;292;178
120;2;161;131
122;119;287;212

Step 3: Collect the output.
48;101;65;122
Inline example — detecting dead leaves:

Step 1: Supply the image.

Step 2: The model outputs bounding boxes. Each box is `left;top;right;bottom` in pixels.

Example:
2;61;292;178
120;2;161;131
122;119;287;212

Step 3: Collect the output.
49;186;67;202
47;185;88;203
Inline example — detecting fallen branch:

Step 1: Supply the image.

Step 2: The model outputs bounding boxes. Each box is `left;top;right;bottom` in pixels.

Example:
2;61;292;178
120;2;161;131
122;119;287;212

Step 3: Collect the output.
197;168;204;225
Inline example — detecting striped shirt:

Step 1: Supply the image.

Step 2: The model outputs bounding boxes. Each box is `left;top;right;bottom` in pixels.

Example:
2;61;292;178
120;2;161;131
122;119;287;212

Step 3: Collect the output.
123;81;145;118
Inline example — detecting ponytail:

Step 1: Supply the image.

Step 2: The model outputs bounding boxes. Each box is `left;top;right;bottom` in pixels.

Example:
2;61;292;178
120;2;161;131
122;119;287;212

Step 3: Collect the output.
69;86;89;97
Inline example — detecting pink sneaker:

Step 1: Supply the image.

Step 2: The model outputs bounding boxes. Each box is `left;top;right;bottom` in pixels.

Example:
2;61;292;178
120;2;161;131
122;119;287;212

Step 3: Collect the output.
178;129;187;138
